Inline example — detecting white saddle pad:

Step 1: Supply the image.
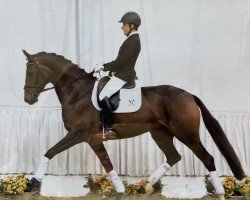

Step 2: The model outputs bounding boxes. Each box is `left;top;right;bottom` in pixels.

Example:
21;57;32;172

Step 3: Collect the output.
91;80;142;113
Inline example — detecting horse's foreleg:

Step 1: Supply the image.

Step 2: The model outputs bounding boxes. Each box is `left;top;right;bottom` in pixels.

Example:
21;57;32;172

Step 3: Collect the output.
32;132;84;183
44;132;85;159
90;143;125;195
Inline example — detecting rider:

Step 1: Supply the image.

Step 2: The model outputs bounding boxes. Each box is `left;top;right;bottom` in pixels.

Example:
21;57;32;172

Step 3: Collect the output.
95;11;141;131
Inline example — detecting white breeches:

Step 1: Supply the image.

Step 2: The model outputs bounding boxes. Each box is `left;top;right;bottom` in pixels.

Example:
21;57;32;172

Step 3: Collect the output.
99;76;127;101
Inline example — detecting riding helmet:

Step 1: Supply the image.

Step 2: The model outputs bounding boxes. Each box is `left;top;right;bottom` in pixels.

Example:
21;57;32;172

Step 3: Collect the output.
118;11;141;28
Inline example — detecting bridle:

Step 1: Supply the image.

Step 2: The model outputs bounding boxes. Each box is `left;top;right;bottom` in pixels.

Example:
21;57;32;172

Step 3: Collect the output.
24;61;54;97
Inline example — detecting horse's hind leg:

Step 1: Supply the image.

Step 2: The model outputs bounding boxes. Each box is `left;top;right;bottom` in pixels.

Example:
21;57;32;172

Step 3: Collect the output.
145;128;181;194
167;94;225;198
90;143;125;199
183;138;225;199
151;128;181;167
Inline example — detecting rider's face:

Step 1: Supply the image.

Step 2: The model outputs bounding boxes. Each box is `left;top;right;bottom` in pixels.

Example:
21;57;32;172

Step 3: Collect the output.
121;23;130;36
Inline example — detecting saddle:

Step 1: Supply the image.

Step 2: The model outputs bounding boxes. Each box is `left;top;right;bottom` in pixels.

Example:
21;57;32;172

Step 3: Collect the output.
91;76;142;113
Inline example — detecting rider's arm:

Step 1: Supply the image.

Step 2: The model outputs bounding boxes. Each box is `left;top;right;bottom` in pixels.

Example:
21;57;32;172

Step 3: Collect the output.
103;37;140;72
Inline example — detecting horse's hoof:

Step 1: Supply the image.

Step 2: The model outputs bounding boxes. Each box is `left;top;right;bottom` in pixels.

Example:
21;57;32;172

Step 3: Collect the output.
25;177;41;193
145;183;154;195
115;193;123;200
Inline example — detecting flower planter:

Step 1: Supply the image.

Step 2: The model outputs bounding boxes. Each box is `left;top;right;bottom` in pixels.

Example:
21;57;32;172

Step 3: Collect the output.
227;196;245;200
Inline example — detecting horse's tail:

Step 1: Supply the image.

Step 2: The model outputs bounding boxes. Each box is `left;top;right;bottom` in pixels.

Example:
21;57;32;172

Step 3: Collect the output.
192;95;246;180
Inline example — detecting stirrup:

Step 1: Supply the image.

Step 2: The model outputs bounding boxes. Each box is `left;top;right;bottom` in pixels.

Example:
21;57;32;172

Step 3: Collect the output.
102;124;115;139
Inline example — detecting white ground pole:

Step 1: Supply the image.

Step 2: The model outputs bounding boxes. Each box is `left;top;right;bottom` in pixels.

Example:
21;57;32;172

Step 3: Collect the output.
25;156;224;199
39;175;207;198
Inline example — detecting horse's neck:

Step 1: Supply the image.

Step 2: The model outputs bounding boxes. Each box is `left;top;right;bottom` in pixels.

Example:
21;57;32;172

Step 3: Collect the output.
50;62;74;85
54;64;81;86
53;65;95;105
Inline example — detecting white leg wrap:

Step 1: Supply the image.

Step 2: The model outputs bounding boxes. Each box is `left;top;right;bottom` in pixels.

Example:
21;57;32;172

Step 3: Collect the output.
34;156;49;182
148;163;171;185
108;170;125;193
209;171;225;195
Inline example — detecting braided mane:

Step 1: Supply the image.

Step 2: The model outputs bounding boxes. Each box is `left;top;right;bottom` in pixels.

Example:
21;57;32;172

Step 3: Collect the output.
35;52;72;64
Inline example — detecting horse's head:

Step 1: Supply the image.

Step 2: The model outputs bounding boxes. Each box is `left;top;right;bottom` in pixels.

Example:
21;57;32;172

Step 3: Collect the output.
22;50;52;105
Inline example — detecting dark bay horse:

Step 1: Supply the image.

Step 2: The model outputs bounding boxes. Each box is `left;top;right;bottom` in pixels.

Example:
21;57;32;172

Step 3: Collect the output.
23;50;245;199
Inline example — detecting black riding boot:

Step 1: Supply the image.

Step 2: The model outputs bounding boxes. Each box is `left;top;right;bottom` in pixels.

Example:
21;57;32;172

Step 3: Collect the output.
100;97;113;130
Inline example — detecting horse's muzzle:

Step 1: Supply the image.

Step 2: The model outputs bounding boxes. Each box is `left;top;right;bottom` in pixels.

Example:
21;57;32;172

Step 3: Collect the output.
24;97;38;105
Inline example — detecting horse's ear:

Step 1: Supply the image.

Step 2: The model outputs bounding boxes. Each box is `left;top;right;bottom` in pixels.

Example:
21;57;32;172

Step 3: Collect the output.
22;49;33;61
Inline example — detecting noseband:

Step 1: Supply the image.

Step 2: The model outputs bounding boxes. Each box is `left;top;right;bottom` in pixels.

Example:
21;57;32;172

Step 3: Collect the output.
24;61;54;97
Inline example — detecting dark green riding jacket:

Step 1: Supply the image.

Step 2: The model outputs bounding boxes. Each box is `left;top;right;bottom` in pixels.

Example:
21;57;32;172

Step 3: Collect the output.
103;33;141;83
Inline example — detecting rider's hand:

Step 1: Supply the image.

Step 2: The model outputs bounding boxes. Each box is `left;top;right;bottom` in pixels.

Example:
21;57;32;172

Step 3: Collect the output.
94;65;104;72
93;67;109;79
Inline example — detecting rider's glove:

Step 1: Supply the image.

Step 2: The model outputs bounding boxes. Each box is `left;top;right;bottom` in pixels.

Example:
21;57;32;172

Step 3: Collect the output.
94;65;104;72
93;70;109;79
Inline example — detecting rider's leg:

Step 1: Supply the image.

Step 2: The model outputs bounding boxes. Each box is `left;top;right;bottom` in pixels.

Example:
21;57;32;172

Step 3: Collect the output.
99;76;126;129
100;96;113;128
99;76;127;100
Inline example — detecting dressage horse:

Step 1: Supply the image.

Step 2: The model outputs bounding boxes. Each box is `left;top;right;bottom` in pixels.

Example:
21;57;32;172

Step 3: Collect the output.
23;50;245;199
